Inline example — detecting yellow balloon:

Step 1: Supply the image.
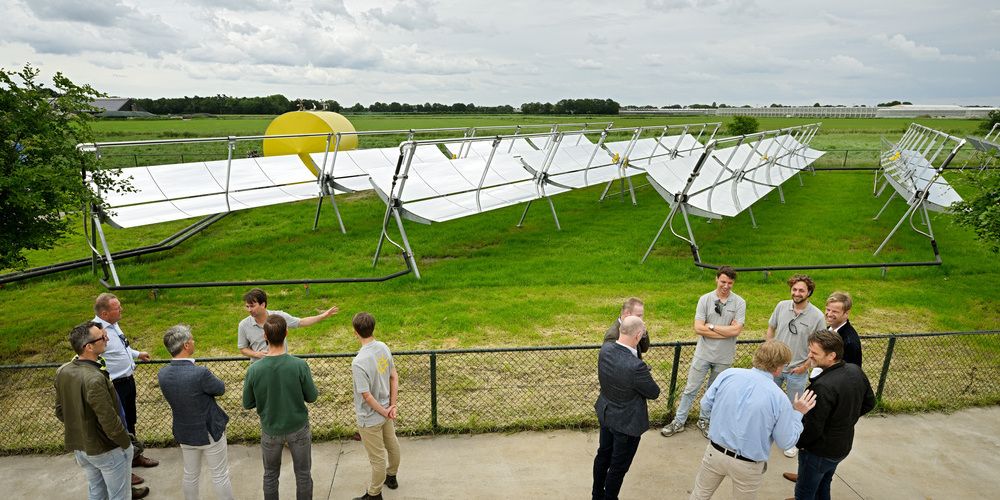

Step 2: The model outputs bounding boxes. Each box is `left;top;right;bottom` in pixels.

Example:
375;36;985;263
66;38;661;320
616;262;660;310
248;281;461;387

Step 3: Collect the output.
263;111;358;175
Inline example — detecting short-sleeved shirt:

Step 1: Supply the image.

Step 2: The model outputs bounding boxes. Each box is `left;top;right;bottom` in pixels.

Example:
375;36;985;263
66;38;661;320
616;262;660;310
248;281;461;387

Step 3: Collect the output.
237;310;300;361
768;300;826;369
693;291;746;364
351;340;395;428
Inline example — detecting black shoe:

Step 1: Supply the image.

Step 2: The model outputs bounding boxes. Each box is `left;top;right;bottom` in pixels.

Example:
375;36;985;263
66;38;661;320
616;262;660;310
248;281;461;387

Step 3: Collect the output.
132;486;150;499
384;475;398;489
352;493;383;500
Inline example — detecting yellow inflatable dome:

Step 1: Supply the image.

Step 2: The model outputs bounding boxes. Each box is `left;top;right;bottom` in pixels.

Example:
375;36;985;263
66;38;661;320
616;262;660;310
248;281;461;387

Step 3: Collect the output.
263;111;358;175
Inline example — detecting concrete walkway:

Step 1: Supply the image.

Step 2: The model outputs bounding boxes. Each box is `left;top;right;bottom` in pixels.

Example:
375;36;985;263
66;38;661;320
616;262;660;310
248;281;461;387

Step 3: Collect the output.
3;406;998;499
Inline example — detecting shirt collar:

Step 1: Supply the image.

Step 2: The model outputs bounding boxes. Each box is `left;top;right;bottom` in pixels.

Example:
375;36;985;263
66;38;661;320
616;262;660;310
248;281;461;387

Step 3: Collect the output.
615;340;638;357
172;357;196;363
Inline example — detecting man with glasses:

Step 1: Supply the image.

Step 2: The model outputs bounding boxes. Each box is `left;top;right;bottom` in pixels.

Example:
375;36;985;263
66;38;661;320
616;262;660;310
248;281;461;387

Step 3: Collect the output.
92;292;159;484
55;321;150;499
661;266;745;439
766;275;827;458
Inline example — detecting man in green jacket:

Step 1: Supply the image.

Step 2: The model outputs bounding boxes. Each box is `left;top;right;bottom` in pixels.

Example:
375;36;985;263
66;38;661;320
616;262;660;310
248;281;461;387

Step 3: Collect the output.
55;321;150;499
243;314;319;500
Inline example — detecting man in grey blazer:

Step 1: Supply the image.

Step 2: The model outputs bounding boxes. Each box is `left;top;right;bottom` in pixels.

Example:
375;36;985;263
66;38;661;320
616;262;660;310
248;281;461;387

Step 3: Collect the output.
593;316;661;500
158;325;234;500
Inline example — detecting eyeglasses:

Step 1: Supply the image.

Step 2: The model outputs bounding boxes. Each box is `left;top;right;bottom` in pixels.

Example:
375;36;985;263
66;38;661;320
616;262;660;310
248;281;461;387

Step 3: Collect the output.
713;300;724;316
788;318;799;335
85;334;109;346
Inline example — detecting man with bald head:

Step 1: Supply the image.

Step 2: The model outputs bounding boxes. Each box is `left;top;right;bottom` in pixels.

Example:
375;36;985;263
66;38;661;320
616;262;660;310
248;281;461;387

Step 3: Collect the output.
592;316;661;500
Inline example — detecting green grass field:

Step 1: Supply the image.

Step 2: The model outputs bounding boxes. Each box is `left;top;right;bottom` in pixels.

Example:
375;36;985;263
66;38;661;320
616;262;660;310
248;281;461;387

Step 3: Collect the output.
1;114;996;364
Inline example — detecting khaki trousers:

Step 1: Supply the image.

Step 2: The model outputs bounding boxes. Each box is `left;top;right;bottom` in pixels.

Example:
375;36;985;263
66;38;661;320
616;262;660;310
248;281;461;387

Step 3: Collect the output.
689;443;767;500
358;419;401;495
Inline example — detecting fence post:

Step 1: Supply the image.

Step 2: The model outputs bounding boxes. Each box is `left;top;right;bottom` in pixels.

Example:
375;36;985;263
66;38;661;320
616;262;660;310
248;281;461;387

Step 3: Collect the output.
429;352;438;430
843;150;848;167
666;344;681;420
875;336;897;407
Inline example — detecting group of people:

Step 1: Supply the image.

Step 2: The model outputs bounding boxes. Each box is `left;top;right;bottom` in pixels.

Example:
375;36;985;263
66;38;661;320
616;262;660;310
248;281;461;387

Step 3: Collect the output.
593;269;874;500
54;289;402;500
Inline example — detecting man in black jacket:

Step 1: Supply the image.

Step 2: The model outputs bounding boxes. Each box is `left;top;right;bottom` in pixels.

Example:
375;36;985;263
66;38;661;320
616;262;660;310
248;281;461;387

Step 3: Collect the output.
592;316;661;500
790;331;875;499
824;292;862;367
603;297;650;359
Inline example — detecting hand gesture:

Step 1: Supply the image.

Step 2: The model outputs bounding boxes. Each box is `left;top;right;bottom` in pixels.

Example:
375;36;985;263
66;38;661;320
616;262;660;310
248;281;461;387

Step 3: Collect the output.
137;352;151;362
793;389;817;414
386;404;398;420
322;306;340;318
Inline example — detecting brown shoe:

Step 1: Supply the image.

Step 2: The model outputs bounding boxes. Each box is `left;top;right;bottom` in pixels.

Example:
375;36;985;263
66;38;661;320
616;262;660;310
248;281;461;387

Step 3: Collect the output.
783;472;798;482
132;486;150;499
351;432;362;441
131;473;145;485
132;454;159;468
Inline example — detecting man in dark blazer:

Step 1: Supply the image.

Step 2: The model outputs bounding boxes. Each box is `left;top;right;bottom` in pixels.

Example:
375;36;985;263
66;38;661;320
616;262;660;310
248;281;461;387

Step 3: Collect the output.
593;316;661;500
603;297;650;359
158;325;234;499
824;292;862;367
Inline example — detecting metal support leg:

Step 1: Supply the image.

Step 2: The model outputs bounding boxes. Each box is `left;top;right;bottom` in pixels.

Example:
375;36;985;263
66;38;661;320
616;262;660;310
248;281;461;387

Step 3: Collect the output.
328;193;346;234
598;180;614;202
546;197;562;231
627;177;638;206
312;197;324;230
797;172;804;186
642;211;673;263
874;201;921;255
748;207;758;229
619;178;626;203
517;201;533;227
777;185;786;204
392;209;421;279
93;214;120;287
872;191;898;220
372;230;387;268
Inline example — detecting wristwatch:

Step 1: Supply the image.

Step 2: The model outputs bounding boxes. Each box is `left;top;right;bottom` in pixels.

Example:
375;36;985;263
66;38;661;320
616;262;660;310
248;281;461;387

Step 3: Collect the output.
708;323;715;331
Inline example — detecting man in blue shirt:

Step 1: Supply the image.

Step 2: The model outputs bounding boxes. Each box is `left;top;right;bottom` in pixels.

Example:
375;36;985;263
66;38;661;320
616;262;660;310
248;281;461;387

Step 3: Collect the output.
688;341;816;500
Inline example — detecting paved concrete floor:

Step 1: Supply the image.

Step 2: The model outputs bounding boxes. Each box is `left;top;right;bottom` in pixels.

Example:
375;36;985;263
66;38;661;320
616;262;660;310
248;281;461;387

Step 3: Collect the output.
3;406;997;499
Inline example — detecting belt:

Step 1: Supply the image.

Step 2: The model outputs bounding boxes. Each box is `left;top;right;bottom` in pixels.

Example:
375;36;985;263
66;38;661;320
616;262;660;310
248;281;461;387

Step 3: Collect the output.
711;441;758;463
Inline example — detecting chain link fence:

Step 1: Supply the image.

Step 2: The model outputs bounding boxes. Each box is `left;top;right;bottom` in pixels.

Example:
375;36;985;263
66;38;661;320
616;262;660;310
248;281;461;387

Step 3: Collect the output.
2;330;998;454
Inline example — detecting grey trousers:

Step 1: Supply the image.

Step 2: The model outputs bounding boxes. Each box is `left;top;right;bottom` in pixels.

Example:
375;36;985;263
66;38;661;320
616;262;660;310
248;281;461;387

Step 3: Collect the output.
261;422;312;500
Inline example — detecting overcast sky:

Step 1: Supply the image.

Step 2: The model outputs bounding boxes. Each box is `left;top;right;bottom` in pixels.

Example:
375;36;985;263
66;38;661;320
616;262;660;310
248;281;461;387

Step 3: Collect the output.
2;0;998;106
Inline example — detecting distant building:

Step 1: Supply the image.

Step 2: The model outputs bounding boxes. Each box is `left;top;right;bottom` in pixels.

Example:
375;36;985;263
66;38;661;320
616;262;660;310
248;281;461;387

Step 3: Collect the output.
621;104;998;119
86;98;154;117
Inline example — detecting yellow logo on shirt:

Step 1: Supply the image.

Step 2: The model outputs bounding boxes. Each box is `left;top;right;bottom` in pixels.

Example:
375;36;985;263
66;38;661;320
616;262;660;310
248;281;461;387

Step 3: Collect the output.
377;354;389;375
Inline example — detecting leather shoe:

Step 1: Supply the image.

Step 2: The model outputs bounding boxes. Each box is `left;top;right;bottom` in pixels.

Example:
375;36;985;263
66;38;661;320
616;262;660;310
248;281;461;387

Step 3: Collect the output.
384;474;398;489
783;472;798;482
351;432;362;441
131;473;144;485
352;493;382;500
132;454;159;468
132;486;150;499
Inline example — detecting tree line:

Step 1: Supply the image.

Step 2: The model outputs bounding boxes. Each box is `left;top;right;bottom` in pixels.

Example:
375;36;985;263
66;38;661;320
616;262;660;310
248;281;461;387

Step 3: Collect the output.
133;95;618;115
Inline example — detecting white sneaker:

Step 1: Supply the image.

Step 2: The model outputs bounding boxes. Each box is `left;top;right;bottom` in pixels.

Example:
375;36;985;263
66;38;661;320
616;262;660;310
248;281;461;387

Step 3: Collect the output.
783;447;798;458
660;421;685;437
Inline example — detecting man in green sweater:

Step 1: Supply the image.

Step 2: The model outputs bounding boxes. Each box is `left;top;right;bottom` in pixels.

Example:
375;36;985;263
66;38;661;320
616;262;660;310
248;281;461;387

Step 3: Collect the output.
243;315;318;500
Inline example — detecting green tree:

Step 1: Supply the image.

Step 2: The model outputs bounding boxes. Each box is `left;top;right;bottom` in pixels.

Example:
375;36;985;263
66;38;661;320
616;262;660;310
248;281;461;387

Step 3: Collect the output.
0;64;129;270
979;109;1000;134
727;115;759;136
952;170;1000;253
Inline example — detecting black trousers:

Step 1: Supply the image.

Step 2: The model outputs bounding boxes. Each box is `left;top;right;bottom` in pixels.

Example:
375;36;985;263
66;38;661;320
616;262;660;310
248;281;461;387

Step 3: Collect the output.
112;375;137;435
592;425;642;500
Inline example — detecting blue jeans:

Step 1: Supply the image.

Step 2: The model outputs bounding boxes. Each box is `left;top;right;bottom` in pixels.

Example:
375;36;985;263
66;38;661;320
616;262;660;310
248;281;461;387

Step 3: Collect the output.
75;445;133;500
674;357;730;425
592;426;641;500
795;448;843;500
773;369;809;403
261;423;312;500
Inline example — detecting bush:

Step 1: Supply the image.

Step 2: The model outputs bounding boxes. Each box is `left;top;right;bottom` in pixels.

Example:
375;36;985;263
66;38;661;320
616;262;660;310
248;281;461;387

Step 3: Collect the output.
952;169;1000;253
979;109;1000;134
727;115;759;136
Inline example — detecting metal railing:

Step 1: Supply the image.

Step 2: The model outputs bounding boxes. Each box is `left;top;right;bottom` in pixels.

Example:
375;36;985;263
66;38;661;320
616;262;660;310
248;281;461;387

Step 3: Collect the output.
1;330;997;454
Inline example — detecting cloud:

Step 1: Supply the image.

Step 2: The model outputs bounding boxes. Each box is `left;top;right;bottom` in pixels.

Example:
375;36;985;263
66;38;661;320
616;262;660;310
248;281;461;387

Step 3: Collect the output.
22;0;127;27
571;58;604;70
874;33;975;63
363;0;441;30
